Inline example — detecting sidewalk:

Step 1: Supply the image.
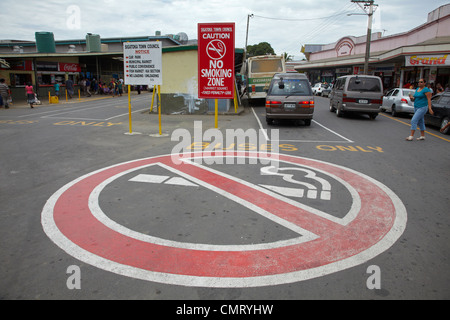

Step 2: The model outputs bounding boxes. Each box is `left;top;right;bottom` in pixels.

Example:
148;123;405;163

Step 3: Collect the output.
2;92;246;115
2;92;136;109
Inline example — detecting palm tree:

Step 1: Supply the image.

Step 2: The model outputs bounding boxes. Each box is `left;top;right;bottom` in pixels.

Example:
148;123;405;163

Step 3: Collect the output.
283;52;293;61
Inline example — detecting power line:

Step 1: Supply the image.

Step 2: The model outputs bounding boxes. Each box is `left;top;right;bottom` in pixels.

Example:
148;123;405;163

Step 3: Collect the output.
279;3;357;57
252;11;352;22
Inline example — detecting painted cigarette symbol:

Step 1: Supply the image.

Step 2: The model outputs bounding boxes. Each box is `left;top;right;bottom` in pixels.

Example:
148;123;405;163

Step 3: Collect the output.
260;166;331;200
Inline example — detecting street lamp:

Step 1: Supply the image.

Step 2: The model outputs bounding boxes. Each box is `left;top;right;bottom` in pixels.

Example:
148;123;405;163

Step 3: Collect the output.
350;0;378;75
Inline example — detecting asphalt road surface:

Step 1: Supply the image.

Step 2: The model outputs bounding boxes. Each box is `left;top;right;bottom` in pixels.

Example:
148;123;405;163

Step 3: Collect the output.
1;94;449;301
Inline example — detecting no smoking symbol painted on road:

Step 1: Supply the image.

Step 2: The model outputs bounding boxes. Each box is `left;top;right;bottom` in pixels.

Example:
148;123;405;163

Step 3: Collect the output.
41;152;407;288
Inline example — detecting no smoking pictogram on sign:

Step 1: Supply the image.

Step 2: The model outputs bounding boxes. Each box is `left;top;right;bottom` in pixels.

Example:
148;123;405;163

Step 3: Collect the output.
41;152;407;288
206;40;226;60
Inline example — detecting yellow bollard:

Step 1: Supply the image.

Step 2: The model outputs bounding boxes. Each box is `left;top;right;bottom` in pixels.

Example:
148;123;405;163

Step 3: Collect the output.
215;99;218;128
48;91;51;104
158;85;162;135
234;87;238;113
150;85;156;112
66;89;68;102
78;89;81;100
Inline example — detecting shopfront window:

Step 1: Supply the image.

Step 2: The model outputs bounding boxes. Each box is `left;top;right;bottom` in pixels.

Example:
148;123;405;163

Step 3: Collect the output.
9;73;32;86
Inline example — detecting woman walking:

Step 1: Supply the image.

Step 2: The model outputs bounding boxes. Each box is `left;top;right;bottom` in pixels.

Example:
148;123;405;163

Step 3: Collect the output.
25;83;35;108
406;79;434;141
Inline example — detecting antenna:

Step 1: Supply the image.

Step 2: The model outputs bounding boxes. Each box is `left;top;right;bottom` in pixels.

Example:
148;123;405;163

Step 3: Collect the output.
177;32;189;44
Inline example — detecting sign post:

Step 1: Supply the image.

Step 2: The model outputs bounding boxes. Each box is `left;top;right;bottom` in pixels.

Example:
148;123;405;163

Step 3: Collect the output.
198;23;235;128
128;85;132;134
123;41;162;134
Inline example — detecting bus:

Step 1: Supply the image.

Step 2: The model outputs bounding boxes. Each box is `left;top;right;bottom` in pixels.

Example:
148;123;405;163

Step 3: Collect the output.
241;55;286;100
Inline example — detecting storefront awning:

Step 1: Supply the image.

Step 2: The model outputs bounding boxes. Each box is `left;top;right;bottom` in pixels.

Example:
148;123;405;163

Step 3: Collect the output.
295;40;450;71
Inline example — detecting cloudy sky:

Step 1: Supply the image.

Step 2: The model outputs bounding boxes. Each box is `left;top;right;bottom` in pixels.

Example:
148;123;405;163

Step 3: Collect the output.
1;0;448;59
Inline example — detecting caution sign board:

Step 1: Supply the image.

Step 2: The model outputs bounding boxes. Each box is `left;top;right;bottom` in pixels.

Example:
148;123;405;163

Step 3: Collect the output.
123;41;162;86
198;23;235;99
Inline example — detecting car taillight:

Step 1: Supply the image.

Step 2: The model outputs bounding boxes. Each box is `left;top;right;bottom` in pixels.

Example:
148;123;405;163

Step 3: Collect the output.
401;98;408;103
299;100;315;107
371;99;383;104
266;100;282;107
252;85;256;93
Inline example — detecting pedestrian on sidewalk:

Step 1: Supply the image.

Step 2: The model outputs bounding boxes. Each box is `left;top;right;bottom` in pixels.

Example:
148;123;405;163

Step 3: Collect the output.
85;79;92;97
54;81;60;97
66;78;74;99
0;78;11;109
406;78;434;141
25;83;36;108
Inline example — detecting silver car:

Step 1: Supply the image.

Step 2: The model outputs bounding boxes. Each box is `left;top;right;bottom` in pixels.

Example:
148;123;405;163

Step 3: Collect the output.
265;73;314;126
382;88;415;117
329;75;383;120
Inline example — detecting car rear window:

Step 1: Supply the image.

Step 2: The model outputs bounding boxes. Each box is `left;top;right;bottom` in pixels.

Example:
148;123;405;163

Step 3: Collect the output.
269;79;312;96
347;77;381;92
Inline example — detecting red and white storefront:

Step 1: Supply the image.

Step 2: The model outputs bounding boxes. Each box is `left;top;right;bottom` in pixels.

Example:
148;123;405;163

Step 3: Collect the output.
296;4;450;92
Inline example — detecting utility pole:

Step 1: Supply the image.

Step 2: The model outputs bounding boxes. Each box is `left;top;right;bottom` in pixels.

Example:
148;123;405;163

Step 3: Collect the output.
351;0;377;75
243;14;253;62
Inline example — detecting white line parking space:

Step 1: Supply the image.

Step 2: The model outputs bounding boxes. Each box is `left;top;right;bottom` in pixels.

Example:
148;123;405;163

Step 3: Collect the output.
17;95;150;122
251;107;354;143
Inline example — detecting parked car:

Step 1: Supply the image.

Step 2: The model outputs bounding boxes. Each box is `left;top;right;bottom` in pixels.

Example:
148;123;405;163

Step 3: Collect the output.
424;91;450;134
312;83;326;96
322;84;333;97
382;88;415;116
329;75;383;119
265;73;314;126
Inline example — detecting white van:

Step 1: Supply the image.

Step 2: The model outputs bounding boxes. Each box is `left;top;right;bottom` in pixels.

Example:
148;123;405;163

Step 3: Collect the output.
329;75;383;119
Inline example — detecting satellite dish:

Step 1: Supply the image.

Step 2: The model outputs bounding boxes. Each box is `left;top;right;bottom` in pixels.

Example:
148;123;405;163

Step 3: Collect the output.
177;32;189;44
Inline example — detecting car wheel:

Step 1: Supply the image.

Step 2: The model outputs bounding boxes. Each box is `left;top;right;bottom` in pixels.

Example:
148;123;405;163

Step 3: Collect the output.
441;117;450;134
369;113;378;120
336;105;344;117
329;102;336;112
266;117;273;125
391;105;398;117
304;119;312;126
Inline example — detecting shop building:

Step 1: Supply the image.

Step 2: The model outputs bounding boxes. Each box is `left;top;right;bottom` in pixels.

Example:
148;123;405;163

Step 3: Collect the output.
295;4;450;92
0;32;186;102
0;31;244;113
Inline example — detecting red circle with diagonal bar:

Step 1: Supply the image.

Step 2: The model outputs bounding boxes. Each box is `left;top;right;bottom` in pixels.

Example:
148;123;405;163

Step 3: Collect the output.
41;151;407;287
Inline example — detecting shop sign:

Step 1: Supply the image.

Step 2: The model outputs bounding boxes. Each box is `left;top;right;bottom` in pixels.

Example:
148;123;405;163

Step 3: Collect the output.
6;60;33;71
36;61;58;71
59;62;81;72
335;38;355;57
336;68;351;74
405;54;449;67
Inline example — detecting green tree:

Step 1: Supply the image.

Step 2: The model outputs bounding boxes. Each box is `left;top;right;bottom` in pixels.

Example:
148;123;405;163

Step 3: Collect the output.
247;42;275;57
283;52;293;61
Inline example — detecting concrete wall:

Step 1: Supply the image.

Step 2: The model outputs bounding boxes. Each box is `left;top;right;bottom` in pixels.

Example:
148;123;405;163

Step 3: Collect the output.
159;47;208;114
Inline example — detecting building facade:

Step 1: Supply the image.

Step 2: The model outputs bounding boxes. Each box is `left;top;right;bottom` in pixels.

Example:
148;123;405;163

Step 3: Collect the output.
0;31;244;113
0;32;184;102
295;4;450;92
